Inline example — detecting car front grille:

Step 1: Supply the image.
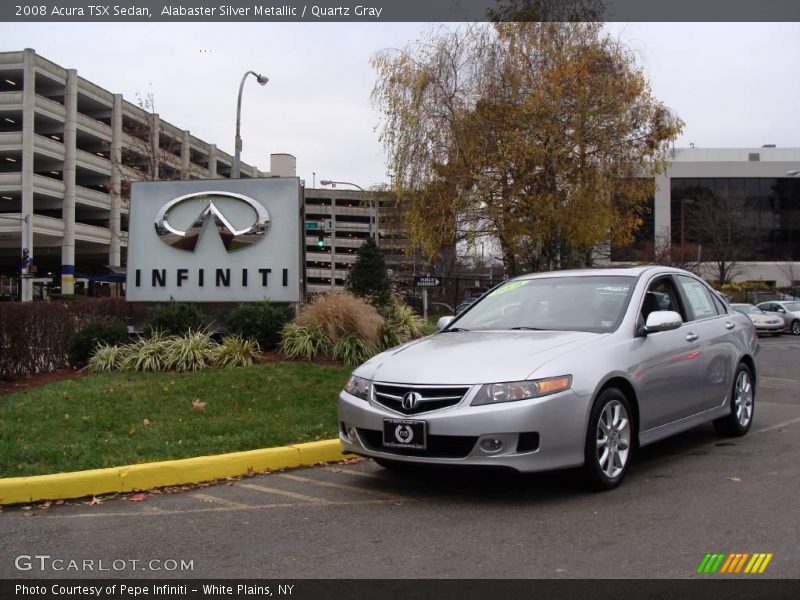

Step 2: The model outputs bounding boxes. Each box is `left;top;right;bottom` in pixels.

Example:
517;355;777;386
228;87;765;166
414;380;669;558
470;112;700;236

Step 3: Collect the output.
372;383;470;415
357;428;478;458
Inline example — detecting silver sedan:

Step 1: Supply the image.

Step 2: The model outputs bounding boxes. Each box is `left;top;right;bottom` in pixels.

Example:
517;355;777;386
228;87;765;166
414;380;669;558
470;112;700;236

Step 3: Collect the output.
338;266;759;490
756;300;800;336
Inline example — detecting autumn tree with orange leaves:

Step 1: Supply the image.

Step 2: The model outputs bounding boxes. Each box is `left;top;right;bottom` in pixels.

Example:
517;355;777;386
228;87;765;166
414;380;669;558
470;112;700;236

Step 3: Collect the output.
372;22;683;276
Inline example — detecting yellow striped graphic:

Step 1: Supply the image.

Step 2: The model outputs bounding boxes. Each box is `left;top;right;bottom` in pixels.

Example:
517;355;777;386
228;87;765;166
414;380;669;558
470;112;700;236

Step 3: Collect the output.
758;554;773;573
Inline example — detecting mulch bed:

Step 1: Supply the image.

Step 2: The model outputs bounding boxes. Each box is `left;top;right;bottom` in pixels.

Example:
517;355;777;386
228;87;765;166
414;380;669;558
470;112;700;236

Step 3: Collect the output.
0;368;84;396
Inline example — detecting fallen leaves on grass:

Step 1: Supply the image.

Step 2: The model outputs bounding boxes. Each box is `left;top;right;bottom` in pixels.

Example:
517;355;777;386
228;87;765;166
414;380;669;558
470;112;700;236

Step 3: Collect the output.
191;399;207;411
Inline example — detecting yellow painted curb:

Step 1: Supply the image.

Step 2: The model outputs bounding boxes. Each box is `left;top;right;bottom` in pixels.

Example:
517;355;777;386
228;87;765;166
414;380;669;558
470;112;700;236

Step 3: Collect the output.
0;439;346;506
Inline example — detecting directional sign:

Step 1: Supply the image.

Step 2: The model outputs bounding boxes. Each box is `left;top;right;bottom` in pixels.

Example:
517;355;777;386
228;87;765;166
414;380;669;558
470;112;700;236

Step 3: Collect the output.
305;221;320;230
414;275;442;288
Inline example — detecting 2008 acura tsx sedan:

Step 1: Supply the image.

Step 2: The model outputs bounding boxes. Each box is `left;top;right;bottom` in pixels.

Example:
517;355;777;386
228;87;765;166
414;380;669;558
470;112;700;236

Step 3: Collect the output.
338;266;759;490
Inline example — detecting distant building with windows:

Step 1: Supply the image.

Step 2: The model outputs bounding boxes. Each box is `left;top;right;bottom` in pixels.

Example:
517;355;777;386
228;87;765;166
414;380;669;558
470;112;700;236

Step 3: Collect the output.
302;187;406;294
612;147;800;287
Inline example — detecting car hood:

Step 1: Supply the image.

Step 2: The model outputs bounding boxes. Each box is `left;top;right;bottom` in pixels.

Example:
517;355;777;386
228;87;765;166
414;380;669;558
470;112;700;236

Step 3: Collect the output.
356;330;604;385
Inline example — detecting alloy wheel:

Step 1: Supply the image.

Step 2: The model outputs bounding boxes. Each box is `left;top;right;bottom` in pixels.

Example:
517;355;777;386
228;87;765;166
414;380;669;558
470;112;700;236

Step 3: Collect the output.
596;400;631;479
792;320;800;336
734;369;754;428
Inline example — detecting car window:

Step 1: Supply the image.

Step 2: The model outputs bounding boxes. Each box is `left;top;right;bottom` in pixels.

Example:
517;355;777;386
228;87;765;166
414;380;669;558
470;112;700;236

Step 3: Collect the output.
451;275;635;333
784;302;800;312
711;292;728;315
675;275;720;321
641;277;683;322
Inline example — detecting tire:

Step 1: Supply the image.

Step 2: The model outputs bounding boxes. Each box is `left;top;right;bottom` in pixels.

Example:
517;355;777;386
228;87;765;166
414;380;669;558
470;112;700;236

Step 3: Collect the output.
583;387;634;491
714;362;755;437
791;320;800;336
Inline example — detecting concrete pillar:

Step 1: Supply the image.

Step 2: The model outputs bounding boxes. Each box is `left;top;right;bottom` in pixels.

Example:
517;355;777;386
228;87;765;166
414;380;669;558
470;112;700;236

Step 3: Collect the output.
181;130;191;180
208;144;217;179
654;172;671;257
60;68;77;294
109;93;122;267
150;114;160;179
20;49;35;302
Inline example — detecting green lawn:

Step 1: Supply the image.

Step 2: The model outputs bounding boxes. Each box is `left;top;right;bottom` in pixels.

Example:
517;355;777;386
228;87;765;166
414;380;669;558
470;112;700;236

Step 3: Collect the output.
0;362;351;478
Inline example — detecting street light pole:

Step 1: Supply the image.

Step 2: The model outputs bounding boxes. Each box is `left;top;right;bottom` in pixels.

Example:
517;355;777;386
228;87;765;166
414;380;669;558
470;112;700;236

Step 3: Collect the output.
233;70;268;179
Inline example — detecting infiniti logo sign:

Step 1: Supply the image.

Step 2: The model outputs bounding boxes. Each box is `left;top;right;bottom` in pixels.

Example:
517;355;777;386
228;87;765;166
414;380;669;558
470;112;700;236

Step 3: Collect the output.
402;391;423;411
154;191;270;252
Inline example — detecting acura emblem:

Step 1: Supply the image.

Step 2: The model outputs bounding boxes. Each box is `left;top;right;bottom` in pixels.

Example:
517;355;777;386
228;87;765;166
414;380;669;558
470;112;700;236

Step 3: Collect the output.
154;191;270;252
402;391;422;411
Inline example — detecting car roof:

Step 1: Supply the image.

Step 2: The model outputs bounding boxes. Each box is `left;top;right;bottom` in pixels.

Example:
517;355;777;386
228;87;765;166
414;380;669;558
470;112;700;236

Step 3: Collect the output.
512;265;688;281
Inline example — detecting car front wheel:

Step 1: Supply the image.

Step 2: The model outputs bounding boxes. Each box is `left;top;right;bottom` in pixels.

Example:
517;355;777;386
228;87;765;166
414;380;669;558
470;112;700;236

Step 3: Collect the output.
583;388;633;491
714;362;755;436
791;320;800;336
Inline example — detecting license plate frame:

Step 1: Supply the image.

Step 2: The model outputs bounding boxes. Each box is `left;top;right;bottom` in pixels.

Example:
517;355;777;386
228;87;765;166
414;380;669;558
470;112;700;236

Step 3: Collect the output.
382;419;427;450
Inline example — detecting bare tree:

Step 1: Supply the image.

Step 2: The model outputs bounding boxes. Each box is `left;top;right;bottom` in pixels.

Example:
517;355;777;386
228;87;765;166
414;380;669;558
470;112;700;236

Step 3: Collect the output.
636;229;701;274
685;190;761;285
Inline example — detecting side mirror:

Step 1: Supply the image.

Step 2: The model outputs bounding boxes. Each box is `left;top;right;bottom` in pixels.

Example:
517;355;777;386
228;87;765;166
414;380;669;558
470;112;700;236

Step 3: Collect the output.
436;316;455;331
644;310;683;334
777;308;785;314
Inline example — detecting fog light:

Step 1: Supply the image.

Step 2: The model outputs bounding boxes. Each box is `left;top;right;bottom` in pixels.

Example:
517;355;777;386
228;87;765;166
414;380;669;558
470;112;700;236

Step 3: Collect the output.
479;438;504;453
347;426;358;440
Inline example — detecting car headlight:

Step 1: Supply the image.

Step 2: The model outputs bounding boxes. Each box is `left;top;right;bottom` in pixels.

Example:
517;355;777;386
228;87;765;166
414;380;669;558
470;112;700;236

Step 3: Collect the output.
344;375;371;401
472;375;572;406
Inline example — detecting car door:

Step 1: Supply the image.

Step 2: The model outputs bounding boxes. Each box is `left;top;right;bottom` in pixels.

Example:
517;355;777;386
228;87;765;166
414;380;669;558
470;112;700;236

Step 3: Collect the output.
758;302;785;325
632;276;704;430
674;275;738;413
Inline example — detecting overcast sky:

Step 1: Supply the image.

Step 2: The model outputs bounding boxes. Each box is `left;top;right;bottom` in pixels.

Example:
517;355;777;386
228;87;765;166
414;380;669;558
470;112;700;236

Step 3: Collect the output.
2;22;799;188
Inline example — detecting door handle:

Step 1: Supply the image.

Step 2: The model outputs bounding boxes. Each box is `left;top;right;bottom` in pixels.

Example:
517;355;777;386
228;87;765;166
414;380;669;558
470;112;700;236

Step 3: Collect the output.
725;322;735;330
685;332;699;342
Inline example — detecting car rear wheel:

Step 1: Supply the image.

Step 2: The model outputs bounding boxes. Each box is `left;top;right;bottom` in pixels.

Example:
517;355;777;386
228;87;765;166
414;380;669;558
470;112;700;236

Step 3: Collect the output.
791;320;800;336
583;388;633;491
714;362;754;436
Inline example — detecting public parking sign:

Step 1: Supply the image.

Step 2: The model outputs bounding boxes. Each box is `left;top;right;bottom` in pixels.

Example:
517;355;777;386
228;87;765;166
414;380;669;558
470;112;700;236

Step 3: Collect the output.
414;275;442;287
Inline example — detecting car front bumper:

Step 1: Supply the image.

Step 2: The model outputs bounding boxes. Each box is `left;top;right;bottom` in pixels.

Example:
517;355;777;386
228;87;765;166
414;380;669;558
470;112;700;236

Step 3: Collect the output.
754;322;784;334
338;386;593;473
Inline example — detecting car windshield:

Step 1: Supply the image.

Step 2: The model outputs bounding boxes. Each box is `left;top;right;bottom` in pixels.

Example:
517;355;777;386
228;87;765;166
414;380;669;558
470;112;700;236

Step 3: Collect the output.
451;275;635;333
734;305;761;315
784;301;800;311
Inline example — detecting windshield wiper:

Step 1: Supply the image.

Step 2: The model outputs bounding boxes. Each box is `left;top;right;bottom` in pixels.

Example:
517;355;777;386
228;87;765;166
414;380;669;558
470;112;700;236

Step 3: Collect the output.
442;327;470;332
507;326;544;330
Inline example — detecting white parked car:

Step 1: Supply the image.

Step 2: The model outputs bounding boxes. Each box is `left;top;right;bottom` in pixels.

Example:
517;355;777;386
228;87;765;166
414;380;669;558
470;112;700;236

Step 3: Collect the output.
731;304;784;336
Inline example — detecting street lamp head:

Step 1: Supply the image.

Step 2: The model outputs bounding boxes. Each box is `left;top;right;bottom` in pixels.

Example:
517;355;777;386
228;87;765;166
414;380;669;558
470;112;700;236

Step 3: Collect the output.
320;180;333;186
256;74;269;86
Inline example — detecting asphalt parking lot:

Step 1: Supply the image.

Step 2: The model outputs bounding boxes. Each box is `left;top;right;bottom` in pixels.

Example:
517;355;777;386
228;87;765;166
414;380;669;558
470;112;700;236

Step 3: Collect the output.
2;335;799;579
